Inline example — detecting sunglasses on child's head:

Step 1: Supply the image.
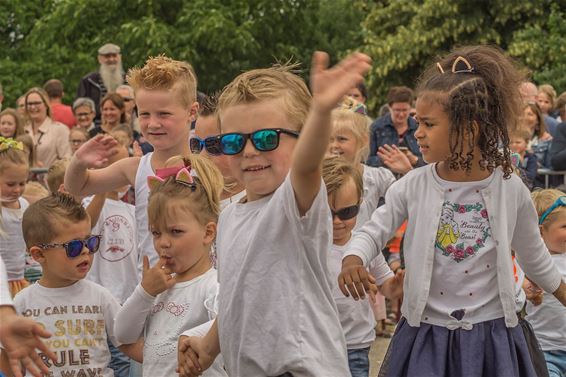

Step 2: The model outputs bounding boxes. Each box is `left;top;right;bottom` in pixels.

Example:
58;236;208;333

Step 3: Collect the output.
38;235;101;259
331;204;360;221
189;135;222;156
218;128;300;155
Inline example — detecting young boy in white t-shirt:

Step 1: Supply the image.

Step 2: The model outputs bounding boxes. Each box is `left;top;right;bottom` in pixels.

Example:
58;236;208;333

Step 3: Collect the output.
177;52;371;377
0;193;138;377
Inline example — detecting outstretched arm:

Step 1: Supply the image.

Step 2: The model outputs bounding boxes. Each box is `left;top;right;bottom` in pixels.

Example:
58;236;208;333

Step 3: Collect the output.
291;51;371;215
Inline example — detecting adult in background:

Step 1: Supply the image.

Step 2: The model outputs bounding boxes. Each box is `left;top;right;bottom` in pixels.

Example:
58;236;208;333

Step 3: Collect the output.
115;84;139;132
23;87;71;168
76;43;125;126
88;92;126;138
367;86;424;168
43;79;76;128
346;82;368;104
72;97;96;131
519;81;558;137
549;96;566;170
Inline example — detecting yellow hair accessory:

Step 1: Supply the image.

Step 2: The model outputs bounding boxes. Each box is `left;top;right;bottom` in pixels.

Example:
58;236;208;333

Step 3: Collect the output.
0;137;24;152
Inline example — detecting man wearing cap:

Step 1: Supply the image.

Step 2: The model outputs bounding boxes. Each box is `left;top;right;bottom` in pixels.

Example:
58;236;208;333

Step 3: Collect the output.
76;43;126;125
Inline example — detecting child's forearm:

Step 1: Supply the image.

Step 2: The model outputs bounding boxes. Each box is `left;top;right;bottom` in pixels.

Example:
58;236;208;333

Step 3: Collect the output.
203;319;221;358
85;194;106;228
65;157;90;196
553;280;566;307
119;339;144;362
114;284;154;344
292;105;331;175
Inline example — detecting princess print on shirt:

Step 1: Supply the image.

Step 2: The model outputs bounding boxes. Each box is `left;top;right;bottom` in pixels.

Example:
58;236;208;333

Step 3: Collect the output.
435;201;491;263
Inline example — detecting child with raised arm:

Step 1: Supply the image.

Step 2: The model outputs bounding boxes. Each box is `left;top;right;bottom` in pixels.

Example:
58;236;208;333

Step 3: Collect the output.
1;193;137;377
64;56;199;267
114;154;226;377
177;52;371;377
339;45;566;377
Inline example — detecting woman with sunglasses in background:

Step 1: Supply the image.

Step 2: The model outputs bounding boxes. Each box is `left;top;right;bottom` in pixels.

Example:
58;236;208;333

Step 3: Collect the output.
23;87;72;168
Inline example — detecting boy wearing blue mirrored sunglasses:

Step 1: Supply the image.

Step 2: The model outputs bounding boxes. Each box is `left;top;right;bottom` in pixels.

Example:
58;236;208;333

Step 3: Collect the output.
0;193;138;376
178;51;371;377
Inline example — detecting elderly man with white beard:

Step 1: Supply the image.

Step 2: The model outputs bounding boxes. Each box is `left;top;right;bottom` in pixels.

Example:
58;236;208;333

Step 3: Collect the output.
76;43;126;126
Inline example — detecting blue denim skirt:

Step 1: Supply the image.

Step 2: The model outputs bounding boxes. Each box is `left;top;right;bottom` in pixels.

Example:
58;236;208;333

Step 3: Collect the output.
379;317;543;377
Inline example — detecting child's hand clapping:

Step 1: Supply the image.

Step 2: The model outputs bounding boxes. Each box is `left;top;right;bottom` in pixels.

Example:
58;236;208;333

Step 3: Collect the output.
74;135;119;169
141;256;177;297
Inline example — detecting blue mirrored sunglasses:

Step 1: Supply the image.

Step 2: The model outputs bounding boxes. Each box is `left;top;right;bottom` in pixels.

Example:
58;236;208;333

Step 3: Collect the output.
39;235;101;259
219;128;300;155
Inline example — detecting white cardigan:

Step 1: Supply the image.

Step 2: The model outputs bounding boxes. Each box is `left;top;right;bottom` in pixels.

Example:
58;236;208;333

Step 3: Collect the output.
346;164;562;328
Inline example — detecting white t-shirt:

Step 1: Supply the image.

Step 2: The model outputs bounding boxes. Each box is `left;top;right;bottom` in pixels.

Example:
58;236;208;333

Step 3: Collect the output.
526;253;566;350
114;269;225;377
0;197;28;281
422;169;504;327
84;197;140;304
12;280;121;377
135;153;158;266
216;174;349;377
0;256;12;306
355;165;395;230
219;189;246;211
328;241;376;349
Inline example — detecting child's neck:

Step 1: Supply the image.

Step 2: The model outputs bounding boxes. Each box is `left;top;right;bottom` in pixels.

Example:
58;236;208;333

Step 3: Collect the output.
175;252;212;283
38;275;80;289
2;199;21;209
151;143;191;170
436;162;491;182
221;183;245;201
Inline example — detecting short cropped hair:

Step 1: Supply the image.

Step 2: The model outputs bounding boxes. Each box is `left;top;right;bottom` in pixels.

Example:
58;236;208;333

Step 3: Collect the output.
46;158;70;193
127;55;197;107
22;192;89;248
387;86;414;106
43;79;64;99
217;64;311;131
72;97;96;113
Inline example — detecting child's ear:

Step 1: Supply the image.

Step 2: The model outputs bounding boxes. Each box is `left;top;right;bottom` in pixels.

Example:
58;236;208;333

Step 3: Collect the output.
539;224;545;237
203;222;217;245
29;246;46;263
189;101;200;122
57;184;68;194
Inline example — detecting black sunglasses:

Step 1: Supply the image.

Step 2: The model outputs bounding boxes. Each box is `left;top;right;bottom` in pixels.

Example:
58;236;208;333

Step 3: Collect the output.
219;128;300;155
189;135;222;156
331;205;360;221
39;235;101;259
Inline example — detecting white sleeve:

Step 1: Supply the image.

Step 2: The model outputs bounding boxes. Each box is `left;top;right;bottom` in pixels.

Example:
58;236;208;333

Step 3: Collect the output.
512;186;563;294
368;253;395;286
345;180;407;266
0;257;13;307
101;289;123;347
114;283;154;344
181;319;214;338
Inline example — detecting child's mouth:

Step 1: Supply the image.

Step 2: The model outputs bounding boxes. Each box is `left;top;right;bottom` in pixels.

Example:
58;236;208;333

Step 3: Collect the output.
76;261;90;271
243;165;270;172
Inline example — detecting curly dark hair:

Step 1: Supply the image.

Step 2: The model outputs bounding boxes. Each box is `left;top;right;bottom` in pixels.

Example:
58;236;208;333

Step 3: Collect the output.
416;45;525;178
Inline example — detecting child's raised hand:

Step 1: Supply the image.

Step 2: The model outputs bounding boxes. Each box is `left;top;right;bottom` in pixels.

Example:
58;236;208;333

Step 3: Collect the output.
338;255;378;300
74;135;119;169
177;336;215;377
140;255;177;297
0;308;57;377
310;51;372;112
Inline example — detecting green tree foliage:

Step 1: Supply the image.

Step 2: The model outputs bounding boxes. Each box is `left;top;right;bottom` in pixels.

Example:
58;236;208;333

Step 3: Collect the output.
0;0;365;106
362;0;566;112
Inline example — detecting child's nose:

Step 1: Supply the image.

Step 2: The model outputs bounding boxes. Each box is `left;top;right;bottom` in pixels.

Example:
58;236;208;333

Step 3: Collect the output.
242;137;259;156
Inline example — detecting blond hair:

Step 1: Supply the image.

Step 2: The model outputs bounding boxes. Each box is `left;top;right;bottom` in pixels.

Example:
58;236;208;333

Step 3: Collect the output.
127;55;197;107
509;127;531;144
538;84;557;109
531;189;566;227
23;181;49;203
148;154;223;230
46;158;70;193
0;108;25;138
322;156;363;203
331;107;370;163
0;143;29;173
217;64;311;131
22;193;89;248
